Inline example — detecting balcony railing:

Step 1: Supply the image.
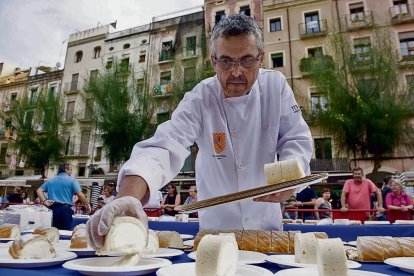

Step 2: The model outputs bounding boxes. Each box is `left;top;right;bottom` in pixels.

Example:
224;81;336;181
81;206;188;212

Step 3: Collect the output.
390;3;414;24
63;81;80;93
344;11;374;31
299;19;327;38
310;158;349;172
400;45;414;61
159;51;174;63
153;83;173;96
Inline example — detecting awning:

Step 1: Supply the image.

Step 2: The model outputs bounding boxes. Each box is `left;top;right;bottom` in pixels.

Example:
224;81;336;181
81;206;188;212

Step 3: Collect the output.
0;175;44;186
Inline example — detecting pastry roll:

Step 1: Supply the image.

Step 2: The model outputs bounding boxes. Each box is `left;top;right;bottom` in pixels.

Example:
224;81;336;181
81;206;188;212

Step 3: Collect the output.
8;234;56;259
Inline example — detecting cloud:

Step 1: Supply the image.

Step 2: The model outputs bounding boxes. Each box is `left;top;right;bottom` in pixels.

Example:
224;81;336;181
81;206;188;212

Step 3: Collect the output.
0;0;203;70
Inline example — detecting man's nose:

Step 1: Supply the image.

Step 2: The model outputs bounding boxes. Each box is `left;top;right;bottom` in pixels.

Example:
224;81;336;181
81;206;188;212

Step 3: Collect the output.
231;62;243;77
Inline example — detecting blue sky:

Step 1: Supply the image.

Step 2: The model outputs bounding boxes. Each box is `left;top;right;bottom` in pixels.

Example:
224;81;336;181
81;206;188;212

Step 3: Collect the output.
0;0;203;70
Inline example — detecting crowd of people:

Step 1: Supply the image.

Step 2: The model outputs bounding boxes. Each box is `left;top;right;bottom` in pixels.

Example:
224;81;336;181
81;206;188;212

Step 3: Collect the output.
282;167;413;222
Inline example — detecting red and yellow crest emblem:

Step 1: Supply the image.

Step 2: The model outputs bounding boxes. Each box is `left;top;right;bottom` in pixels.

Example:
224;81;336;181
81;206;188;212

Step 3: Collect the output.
212;133;226;154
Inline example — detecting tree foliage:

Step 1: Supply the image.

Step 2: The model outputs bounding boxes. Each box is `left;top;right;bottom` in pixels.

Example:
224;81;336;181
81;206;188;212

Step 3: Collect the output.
85;63;155;165
305;30;414;172
0;88;64;177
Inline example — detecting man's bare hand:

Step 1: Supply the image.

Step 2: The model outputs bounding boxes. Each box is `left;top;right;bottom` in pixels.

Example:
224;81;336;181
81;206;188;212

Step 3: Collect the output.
253;189;294;203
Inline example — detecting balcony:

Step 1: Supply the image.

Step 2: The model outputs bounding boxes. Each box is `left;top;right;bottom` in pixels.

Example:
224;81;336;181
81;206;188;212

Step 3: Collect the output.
344;11;374;31
399;45;414;67
310;158;349;172
299;19;327;39
65;143;89;158
153;83;173;97
158;51;174;64
63;81;80;94
390;4;414;24
182;49;197;60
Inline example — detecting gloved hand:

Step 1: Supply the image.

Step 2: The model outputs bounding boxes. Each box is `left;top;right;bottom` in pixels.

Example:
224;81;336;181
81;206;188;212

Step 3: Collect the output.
86;196;148;249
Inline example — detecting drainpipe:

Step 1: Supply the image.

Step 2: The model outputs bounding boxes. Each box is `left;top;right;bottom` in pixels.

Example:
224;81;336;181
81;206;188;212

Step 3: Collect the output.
287;8;294;90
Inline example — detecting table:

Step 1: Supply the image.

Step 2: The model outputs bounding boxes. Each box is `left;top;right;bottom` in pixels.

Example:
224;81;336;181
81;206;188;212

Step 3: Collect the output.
1;219;412;275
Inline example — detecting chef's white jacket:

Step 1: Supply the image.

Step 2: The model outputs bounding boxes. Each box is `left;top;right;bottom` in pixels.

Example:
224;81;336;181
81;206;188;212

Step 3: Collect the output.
118;69;313;231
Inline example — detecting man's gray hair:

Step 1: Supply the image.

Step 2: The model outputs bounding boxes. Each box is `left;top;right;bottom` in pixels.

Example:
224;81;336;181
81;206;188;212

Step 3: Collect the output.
210;14;264;55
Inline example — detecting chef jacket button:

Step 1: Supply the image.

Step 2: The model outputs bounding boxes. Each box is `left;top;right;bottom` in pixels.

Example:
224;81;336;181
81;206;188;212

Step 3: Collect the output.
262;123;268;128
231;130;237;136
238;163;243;169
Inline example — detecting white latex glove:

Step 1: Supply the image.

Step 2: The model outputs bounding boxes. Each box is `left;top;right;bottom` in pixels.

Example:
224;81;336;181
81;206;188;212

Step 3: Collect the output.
86;196;148;249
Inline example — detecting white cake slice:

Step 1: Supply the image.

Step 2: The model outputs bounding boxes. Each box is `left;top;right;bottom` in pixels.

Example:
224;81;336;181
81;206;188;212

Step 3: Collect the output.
96;216;148;257
8;234;56;259
196;233;239;276
264;159;305;185
317;238;349;276
294;232;317;264
144;229;159;255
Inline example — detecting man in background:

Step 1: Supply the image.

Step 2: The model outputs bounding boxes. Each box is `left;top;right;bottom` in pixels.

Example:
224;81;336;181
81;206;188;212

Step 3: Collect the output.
37;163;90;230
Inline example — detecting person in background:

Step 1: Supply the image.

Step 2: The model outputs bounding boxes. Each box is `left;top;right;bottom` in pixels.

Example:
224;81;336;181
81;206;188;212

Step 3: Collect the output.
314;188;332;220
385;179;413;222
87;14;312;249
7;186;23;204
183;185;198;218
161;183;181;216
341;167;385;219
21;191;31;204
98;186;115;205
293;186;317;220
37;163;90;230
381;175;392;208
143;190;164;217
282;195;297;219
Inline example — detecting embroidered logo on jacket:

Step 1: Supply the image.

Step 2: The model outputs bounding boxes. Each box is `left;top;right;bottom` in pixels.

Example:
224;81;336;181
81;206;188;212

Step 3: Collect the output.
212;133;226;154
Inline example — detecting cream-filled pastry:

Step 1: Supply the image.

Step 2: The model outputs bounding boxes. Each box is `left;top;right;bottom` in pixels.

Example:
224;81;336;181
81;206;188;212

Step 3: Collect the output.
317;238;349;276
294;232;317;264
8;234;56;259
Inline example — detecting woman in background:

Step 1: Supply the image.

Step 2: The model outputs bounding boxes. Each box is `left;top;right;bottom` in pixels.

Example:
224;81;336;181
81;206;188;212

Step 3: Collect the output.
161;183;181;216
386;179;413;222
183;185;198;218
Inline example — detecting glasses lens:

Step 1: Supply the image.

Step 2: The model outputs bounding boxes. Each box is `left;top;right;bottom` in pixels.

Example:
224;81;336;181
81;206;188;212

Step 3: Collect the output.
215;54;259;71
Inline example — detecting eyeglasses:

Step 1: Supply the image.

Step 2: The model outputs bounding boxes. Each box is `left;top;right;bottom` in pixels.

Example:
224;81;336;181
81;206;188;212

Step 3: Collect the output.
213;53;261;71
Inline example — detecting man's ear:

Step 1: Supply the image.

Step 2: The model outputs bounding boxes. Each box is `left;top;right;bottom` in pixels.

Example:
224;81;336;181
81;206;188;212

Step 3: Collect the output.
259;51;265;64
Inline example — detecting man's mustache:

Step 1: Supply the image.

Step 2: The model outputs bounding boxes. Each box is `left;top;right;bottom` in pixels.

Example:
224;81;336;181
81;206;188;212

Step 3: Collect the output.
227;78;247;83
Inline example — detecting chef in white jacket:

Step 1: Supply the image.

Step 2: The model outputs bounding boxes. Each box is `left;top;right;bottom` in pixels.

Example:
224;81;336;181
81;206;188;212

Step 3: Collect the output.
87;14;312;248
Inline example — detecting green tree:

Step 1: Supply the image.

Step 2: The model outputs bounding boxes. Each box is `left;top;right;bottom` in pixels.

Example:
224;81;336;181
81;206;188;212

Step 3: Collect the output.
0;88;64;177
85;63;155;166
304;30;414;172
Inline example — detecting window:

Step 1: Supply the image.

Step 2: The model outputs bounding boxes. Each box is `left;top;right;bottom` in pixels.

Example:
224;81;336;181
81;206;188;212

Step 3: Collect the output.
139;51;146;63
123;43;130;49
94;146;102;162
88;70;98;83
78;163;86;177
63;132;74;155
311;90;327;113
48;83;58;97
157;111;170;124
349;2;364;22
93;46;101;59
79;130;90;155
66;101;75;122
406;75;414;105
120;58;129;72
11;93;17;102
185;36;196;57
269;18;282;32
137;79;145;93
184;67;196;90
314;138;332;159
307;46;323;57
75;51;83;63
215;11;225;25
84;99;93;120
399;32;414;59
239;5;250;16
160;41;173;61
393;0;408;17
160;71;171;85
70;73;79;91
304;12;320;34
353;37;371;61
271;52;284;68
29;87;38;103
106;60;113;69
109;46;114;51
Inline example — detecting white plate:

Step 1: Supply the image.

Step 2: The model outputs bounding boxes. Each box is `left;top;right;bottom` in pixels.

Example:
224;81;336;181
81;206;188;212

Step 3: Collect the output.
156;262;273;276
345;241;357;246
180;234;194;240
266;254;361;269
0;238;16;242
364;221;390;225
183;240;194;247
63;257;171;276
188;250;268;264
0;248;76;268
384;257;414;273
143;248;184;259
274;267;389;276
53;239;96;256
